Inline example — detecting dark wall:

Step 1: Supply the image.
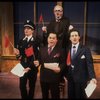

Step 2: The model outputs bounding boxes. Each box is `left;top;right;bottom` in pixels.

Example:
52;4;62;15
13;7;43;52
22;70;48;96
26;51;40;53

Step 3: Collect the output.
13;2;100;54
13;2;34;47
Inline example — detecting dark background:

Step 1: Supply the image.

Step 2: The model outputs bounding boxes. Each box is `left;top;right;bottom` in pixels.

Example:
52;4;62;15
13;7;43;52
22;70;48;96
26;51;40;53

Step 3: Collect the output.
13;2;100;54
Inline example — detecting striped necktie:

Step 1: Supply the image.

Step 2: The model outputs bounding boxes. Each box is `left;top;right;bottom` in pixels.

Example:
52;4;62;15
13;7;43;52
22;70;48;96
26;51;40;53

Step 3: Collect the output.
72;46;76;58
48;46;52;55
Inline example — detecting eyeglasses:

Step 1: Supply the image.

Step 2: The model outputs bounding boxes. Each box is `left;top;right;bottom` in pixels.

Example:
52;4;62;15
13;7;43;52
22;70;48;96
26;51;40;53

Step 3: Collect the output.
54;10;63;12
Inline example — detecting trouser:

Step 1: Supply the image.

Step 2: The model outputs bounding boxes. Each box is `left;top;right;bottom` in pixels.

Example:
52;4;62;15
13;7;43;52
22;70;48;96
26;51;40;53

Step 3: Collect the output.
40;81;60;99
19;72;37;99
68;79;87;99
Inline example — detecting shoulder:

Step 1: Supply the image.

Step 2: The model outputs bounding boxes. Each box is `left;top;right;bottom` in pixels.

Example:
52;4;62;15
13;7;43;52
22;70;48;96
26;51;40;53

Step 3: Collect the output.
55;44;65;51
80;44;91;52
18;37;24;43
40;45;47;51
49;19;56;24
61;16;70;22
63;16;70;20
61;17;70;26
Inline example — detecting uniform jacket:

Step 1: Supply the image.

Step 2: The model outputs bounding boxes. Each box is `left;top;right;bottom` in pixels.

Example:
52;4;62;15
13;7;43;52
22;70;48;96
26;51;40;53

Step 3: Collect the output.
66;43;96;83
16;36;40;73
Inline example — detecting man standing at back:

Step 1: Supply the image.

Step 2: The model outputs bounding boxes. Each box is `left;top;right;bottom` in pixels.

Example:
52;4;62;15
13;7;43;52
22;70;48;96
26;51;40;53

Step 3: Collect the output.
42;4;70;50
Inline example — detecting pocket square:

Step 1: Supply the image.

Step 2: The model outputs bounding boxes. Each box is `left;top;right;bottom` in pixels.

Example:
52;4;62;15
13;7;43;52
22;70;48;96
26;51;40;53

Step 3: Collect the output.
81;55;85;59
53;53;60;58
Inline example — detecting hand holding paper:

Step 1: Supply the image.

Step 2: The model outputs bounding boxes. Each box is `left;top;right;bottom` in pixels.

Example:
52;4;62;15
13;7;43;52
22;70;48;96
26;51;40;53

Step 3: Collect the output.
11;63;25;77
85;80;97;98
44;63;60;72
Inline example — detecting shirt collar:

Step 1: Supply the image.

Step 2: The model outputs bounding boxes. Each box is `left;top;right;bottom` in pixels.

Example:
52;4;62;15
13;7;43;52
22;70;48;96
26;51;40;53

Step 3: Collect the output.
72;42;79;48
72;42;79;52
48;45;55;50
23;35;33;42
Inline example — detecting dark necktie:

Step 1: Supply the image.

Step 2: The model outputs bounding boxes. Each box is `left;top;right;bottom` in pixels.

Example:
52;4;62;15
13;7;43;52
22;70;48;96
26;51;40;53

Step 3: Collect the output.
48;46;52;55
72;46;76;58
25;37;28;42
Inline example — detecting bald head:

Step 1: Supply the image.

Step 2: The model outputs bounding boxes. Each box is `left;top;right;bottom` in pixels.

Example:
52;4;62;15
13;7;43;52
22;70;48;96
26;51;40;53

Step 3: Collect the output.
54;5;63;11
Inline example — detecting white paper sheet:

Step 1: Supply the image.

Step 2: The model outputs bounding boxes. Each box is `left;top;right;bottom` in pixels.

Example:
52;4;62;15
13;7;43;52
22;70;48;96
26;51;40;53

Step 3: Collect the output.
44;63;59;70
85;81;97;98
11;63;25;77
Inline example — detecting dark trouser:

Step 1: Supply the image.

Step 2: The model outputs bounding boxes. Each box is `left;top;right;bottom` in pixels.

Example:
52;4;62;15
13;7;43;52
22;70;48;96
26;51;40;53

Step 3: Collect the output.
40;82;60;99
68;79;87;99
19;72;37;99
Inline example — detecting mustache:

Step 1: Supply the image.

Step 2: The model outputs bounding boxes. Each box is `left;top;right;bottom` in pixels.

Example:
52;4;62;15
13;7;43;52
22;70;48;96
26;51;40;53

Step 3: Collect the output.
56;16;61;19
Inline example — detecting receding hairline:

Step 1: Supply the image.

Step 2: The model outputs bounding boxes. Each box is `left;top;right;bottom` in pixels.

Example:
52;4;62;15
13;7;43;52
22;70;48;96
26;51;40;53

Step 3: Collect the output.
54;5;63;11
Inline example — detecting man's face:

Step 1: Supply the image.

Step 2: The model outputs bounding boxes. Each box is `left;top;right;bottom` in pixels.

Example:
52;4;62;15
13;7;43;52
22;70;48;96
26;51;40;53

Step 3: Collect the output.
70;31;80;45
54;5;63;21
48;33;58;47
24;27;34;36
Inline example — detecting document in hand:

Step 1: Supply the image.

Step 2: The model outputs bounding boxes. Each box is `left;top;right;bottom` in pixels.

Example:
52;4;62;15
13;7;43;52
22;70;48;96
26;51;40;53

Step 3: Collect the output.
44;63;59;70
85;81;97;98
11;63;25;77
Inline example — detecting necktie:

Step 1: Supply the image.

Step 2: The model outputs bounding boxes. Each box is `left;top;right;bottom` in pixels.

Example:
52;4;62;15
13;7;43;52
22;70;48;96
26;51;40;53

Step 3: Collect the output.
48;46;52;55
72;46;76;58
25;37;28;42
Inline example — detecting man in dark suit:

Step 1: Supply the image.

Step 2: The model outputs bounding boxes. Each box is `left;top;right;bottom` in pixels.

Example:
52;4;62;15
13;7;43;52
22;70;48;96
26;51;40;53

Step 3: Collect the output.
65;29;97;98
42;4;70;50
34;32;66;99
14;20;40;99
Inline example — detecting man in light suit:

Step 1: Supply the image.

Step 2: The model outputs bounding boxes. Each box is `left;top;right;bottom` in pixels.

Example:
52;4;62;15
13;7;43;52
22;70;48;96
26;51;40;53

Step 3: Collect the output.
34;32;66;99
65;29;97;98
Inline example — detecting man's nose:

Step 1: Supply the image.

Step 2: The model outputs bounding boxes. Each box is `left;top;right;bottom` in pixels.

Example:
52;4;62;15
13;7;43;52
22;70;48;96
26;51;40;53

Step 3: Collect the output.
57;13;59;15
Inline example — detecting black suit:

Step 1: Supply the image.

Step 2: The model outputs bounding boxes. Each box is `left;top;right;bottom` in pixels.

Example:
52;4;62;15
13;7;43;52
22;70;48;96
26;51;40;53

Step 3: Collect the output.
39;44;66;99
65;43;96;98
43;16;70;49
16;36;39;99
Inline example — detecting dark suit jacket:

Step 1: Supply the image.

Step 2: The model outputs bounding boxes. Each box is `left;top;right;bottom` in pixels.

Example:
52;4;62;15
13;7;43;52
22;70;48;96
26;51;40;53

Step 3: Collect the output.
16;36;40;73
66;43;96;83
39;44;66;83
43;16;70;49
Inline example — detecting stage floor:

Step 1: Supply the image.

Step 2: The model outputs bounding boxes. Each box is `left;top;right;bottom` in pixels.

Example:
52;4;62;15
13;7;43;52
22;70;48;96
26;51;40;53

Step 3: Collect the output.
0;72;100;99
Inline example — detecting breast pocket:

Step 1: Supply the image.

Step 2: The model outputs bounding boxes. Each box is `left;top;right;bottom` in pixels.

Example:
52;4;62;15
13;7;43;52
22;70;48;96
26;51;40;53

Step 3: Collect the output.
52;53;60;62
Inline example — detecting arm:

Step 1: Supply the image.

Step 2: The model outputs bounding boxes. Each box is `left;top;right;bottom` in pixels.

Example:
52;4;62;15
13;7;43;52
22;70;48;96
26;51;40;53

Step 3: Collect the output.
85;47;97;84
58;49;66;72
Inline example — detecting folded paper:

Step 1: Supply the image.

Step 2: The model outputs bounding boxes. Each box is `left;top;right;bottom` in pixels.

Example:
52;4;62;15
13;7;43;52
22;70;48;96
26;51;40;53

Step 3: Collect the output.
85;81;97;98
11;63;25;77
44;63;59;70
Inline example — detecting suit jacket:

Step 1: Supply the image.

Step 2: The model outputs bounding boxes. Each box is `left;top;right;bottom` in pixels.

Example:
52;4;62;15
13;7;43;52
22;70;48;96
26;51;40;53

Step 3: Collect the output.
43;16;70;49
66;43;96;83
16;36;39;73
39;44;66;83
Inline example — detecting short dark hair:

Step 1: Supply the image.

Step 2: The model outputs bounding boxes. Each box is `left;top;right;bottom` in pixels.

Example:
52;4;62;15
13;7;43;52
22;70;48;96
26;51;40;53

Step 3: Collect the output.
48;32;59;39
69;28;80;36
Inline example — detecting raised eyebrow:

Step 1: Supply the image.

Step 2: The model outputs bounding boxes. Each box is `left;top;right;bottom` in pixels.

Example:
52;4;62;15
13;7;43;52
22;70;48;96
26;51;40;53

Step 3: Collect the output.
71;34;78;36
